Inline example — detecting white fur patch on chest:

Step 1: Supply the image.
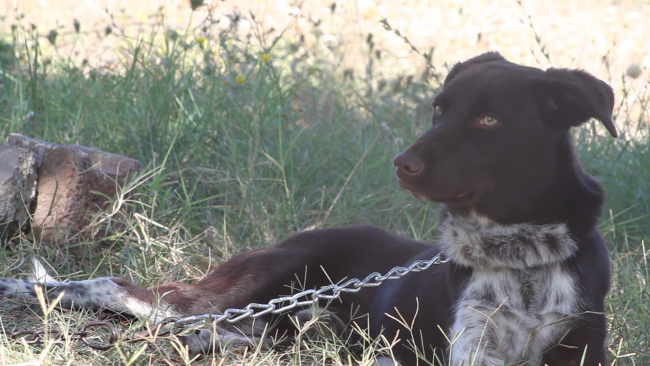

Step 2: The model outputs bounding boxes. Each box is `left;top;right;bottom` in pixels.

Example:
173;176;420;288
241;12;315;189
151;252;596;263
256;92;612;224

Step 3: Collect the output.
438;209;580;366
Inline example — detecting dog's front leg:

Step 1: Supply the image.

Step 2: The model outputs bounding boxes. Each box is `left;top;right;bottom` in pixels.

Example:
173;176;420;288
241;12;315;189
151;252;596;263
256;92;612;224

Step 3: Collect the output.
0;266;183;322
0;268;268;356
448;307;520;366
449;328;503;366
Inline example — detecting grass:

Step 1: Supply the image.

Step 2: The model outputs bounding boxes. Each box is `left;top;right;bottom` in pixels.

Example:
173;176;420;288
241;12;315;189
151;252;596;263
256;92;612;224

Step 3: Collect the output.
0;2;648;365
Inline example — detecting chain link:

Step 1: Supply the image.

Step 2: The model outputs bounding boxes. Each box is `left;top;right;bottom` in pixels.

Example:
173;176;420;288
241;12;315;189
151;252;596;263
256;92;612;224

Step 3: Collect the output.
8;252;448;349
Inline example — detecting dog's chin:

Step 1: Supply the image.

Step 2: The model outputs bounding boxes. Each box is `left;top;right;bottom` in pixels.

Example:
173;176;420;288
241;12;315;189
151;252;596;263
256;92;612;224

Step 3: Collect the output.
398;181;474;205
439;191;475;206
408;190;431;201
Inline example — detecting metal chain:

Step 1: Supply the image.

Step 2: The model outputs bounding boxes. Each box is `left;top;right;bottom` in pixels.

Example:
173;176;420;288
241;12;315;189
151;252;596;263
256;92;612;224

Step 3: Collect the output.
8;252;449;350
167;252;449;333
10;321;120;350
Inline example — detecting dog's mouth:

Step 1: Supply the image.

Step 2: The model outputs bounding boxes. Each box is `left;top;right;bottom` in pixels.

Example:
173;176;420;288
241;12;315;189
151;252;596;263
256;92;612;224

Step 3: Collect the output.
398;180;474;204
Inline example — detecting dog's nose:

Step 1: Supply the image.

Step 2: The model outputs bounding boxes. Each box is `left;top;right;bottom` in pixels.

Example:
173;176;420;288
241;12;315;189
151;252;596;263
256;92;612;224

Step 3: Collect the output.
394;153;424;178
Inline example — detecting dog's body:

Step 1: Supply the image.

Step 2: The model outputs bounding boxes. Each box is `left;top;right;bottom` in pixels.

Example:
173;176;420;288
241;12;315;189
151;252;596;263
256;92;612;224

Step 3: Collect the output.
1;53;614;365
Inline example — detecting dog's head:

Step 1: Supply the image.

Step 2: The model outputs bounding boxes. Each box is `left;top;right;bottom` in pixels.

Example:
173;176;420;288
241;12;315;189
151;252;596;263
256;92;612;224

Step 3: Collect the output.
395;52;616;224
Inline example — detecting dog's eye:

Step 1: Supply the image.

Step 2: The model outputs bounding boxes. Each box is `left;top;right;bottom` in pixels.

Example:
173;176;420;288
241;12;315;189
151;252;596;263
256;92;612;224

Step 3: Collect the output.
434;105;443;116
476;115;501;127
481;116;498;125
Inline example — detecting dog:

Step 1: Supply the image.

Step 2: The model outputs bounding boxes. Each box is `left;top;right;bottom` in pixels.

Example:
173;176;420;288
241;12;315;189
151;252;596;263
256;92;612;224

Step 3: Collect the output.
0;52;614;365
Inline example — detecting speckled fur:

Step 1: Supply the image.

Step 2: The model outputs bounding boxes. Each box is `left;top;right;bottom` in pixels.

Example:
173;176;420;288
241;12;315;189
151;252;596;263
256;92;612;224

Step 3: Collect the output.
0;263;182;323
439;208;580;365
438;209;578;269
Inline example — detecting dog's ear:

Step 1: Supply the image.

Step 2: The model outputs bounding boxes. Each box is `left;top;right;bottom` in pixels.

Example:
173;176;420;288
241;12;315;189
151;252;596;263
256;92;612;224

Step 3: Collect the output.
444;52;506;85
541;68;617;138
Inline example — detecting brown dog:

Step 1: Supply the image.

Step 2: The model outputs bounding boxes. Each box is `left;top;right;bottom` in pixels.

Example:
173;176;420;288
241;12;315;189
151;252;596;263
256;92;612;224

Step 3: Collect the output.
1;52;614;365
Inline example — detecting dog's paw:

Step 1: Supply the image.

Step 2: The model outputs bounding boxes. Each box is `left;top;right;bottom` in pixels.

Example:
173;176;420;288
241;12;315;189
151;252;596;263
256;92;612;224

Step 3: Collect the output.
0;258;51;302
178;329;214;357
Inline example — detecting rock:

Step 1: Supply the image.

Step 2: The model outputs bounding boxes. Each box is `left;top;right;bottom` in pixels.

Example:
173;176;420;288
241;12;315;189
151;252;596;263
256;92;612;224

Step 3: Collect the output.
6;134;142;243
0;144;37;241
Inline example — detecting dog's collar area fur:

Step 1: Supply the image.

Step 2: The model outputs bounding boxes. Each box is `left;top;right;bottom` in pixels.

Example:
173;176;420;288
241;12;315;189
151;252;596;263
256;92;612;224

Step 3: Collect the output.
438;207;578;269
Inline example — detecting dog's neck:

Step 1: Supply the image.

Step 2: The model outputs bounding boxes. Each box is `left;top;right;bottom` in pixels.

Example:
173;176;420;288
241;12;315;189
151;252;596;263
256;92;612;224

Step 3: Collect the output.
438;206;578;269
